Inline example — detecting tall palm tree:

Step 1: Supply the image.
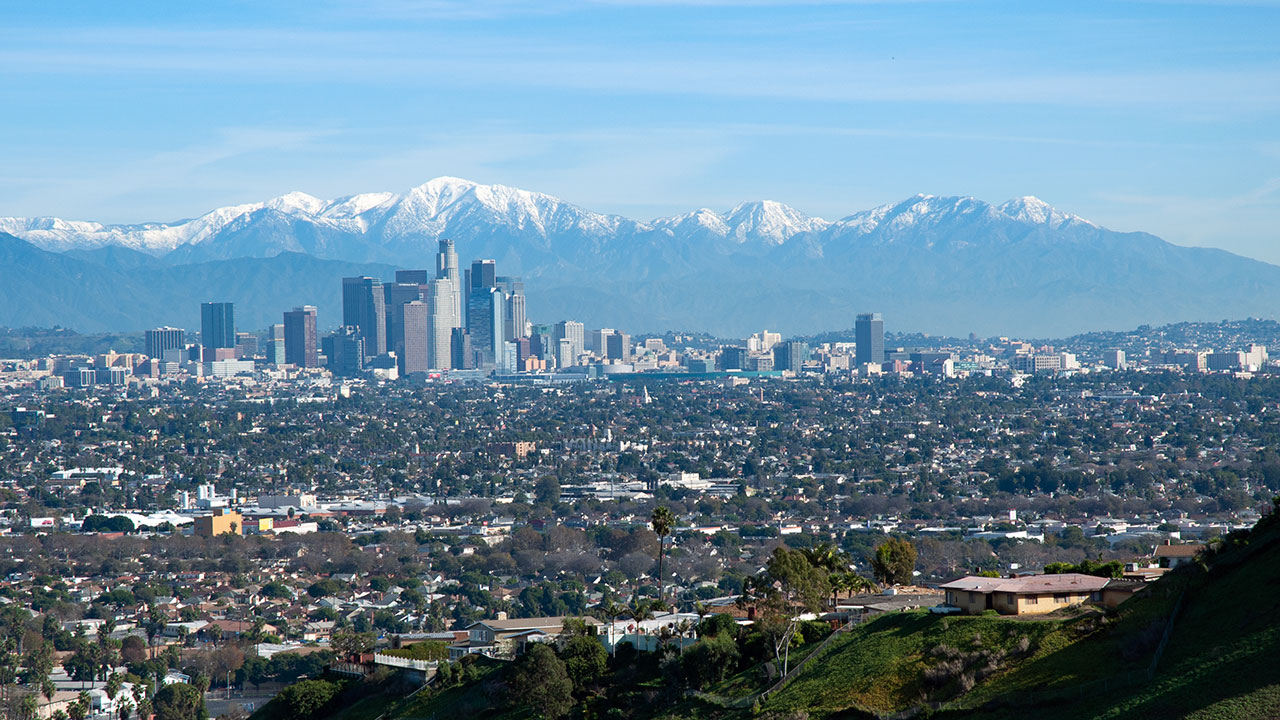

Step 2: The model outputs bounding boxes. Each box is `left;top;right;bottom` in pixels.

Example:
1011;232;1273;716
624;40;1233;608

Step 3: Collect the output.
596;599;627;657
650;506;676;603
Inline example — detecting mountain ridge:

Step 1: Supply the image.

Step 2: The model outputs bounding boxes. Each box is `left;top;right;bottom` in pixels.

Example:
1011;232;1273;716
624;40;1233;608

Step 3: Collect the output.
0;178;1122;261
2;178;1279;337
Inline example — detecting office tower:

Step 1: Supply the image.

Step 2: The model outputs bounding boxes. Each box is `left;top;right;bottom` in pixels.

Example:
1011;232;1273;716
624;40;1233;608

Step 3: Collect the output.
323;327;365;376
557;338;575;370
719;347;748;370
145;327;184;360
506;292;527;341
451;328;474;370
427;278;456;370
200;302;236;351
401;301;431;374
855;312;884;365
268;324;287;365
283;305;319;367
773;341;810;372
589;328;615;355
235;332;258;358
553;320;584;366
435;239;462;330
342;277;386;359
384;282;424;360
471;260;496;291
606;332;631;362
1102;349;1126;370
467;287;505;366
395;269;431;285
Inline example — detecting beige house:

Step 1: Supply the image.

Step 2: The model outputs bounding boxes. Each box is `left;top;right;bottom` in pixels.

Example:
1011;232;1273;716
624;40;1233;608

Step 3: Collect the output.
451;616;597;660
939;573;1111;615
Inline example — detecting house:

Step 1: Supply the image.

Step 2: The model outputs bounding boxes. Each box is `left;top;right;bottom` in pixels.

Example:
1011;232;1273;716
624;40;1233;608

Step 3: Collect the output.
450;616;596;660
1153;541;1204;569
938;573;1111;615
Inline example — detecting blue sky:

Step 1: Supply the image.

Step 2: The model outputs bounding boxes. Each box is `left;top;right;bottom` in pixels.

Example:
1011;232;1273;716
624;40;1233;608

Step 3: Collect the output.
2;1;1279;260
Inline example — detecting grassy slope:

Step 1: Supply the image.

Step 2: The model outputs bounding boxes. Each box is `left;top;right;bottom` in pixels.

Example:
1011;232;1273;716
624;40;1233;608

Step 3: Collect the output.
954;514;1280;719
759;612;1075;718
758;513;1280;720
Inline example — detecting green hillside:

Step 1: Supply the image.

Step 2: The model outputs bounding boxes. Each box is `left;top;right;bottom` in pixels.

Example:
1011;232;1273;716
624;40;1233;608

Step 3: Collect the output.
267;504;1280;720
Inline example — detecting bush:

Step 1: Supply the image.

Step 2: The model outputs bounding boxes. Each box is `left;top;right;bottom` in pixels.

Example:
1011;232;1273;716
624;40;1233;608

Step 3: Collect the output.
798;621;830;645
275;679;340;720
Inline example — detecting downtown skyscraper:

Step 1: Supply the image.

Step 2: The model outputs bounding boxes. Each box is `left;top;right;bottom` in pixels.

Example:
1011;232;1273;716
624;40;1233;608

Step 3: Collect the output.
436;239;462;332
200;302;236;352
342;276;386;360
283;305;319;368
856;312;884;365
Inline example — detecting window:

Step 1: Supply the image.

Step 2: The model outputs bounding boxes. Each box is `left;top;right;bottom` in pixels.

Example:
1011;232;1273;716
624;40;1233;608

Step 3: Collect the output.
1055;593;1069;603
969;592;977;603
1025;596;1038;605
1005;594;1015;605
1091;591;1102;603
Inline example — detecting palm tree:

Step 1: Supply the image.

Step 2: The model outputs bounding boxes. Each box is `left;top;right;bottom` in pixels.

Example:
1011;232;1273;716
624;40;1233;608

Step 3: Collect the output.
675;619;695;654
800;543;849;574
650;505;676;603
595;599;627;657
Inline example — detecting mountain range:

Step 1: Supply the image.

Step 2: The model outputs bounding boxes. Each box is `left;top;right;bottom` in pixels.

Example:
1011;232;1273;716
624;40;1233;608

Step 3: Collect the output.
2;177;1278;338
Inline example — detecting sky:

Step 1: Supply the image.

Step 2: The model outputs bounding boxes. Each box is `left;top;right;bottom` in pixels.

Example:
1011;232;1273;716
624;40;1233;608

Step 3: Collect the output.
2;1;1279;260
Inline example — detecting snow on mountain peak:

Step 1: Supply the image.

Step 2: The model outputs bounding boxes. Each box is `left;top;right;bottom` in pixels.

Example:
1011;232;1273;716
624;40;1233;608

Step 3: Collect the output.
0;180;1106;258
998;196;1093;228
266;191;326;216
724;200;830;244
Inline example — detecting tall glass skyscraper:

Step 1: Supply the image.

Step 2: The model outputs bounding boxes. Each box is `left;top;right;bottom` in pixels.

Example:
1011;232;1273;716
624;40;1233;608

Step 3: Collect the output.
200;302;236;351
855;312;884;365
283;305;318;368
342;276;386;360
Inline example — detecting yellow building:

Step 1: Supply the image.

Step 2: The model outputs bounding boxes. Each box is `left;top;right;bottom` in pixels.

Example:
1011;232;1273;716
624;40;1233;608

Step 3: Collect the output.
194;508;243;537
939;573;1111;615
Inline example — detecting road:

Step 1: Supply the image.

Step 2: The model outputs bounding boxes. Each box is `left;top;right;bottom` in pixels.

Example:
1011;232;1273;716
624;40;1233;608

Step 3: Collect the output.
204;692;277;718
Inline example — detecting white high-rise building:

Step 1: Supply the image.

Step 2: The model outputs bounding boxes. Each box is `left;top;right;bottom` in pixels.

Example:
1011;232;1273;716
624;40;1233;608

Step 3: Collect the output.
427;278;456;370
555;321;585;366
435;239;462;332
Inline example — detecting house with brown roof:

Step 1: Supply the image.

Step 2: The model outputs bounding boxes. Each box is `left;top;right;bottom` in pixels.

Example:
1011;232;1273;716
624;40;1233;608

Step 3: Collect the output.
938;573;1111;615
450;616;597;660
1153;541;1204;569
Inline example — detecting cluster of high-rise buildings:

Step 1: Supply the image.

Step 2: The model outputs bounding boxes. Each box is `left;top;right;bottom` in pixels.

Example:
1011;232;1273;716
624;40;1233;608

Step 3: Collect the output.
130;240;616;379
328;241;531;376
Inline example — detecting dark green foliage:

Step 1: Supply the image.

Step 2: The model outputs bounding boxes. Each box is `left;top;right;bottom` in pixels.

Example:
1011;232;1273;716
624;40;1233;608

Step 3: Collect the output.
508;644;573;719
80;515;135;534
1043;559;1124;579
153;683;206;720
275;679;340;720
560;635;607;692
870;537;917;586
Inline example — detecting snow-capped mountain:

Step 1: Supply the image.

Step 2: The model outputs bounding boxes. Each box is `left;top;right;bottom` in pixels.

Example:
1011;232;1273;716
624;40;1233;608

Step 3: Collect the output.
3;178;1279;337
0;178;1094;261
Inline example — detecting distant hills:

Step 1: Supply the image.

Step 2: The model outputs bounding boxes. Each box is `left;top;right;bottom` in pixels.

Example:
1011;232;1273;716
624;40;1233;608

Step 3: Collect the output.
3;177;1280;336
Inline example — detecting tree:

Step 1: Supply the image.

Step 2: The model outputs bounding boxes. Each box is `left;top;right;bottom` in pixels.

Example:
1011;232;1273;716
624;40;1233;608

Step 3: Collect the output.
508;644;572;719
650;505;676;602
534;476;560;506
152;683;205;720
121;636;148;665
330;630;375;658
741;547;830;676
870;537;917;586
559;634;607;693
275;679;339;720
593;599;627;657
